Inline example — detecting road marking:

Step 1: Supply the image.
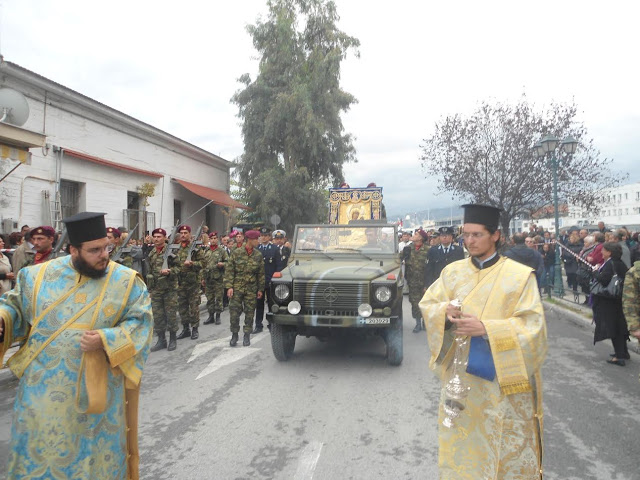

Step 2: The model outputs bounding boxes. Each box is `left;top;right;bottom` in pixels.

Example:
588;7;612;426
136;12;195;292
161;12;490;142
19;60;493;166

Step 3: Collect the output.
188;337;233;363
193;333;270;380
294;441;323;480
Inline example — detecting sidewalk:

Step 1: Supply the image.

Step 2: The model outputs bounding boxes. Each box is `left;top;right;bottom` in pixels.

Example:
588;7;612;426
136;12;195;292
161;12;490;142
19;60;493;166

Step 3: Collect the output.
543;294;640;355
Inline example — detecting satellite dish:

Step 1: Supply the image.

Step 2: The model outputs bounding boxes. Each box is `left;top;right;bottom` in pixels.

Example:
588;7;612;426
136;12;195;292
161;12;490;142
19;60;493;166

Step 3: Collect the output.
0;88;30;126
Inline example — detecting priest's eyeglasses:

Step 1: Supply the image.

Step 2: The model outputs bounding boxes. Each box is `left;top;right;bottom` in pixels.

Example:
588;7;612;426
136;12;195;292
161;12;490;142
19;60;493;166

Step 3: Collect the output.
462;232;489;240
82;244;114;255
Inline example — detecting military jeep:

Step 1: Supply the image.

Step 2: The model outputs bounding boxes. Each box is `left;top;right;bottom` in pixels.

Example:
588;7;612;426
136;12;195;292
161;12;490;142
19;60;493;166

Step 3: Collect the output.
266;223;404;365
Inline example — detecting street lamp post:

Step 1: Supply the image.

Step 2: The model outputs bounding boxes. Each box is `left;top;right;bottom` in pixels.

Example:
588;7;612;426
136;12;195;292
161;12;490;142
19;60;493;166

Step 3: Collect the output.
534;135;578;298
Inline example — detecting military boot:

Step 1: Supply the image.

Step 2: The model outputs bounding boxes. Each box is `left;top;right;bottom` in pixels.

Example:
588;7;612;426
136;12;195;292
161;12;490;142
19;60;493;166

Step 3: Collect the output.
215;312;221;325
203;313;216;325
191;327;199;340
412;318;422;334
243;332;251;346
230;332;239;347
176;325;191;339
167;331;177;351
150;331;167;352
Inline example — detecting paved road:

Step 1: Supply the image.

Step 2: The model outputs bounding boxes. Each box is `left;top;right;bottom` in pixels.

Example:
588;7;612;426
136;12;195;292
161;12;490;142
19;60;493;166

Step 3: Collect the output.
1;297;639;479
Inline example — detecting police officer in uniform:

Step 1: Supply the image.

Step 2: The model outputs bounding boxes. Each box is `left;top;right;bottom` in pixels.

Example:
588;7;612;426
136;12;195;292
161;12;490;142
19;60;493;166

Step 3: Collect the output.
425;226;465;289
254;227;282;333
273;230;291;267
225;230;265;347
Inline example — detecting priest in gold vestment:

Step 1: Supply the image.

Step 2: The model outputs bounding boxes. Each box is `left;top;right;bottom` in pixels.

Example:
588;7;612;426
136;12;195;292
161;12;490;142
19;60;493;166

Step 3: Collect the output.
0;212;153;480
420;204;547;480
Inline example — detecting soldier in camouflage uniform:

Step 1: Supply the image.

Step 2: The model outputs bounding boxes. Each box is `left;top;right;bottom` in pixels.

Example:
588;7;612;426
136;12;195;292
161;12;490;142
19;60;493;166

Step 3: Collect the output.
623;260;640;381
203;231;228;325
19;226;56;270
147;228;180;351
224;230;265;347
175;225;204;340
402;229;430;333
106;227;135;269
229;230;245;251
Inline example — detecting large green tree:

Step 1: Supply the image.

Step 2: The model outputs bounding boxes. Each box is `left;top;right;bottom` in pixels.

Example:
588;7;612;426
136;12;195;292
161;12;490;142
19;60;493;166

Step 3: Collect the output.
420;96;626;233
232;0;359;233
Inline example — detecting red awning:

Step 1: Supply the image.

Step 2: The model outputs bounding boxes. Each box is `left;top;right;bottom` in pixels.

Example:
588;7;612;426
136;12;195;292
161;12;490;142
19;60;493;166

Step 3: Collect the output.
64;148;163;178
174;178;248;210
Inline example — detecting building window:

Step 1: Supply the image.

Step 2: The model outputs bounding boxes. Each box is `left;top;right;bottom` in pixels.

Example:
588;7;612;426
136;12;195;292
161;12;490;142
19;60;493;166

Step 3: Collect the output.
60;179;82;220
174;200;182;226
636;192;639;200
625;208;629;215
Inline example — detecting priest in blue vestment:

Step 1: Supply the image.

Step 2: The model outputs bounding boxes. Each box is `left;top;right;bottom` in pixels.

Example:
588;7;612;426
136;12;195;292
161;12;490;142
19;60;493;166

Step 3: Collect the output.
0;212;153;480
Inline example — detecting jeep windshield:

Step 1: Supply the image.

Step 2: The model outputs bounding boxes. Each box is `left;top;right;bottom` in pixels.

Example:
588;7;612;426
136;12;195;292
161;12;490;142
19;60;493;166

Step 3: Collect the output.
293;225;397;255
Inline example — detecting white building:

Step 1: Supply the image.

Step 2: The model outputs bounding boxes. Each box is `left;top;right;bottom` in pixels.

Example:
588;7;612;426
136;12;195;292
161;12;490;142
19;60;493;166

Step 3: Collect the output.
515;180;640;233
0;59;245;237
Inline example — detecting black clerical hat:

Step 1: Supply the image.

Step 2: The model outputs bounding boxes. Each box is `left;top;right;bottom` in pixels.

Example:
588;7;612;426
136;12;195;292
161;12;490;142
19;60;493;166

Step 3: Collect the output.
462;204;501;230
62;212;107;245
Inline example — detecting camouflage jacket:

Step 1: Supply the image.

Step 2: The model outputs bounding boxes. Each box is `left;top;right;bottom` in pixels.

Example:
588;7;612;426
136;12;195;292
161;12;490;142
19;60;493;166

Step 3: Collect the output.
110;248;133;269
175;242;203;287
204;246;228;282
224;247;265;293
147;244;179;291
21;250;54;270
403;243;429;287
623;261;640;332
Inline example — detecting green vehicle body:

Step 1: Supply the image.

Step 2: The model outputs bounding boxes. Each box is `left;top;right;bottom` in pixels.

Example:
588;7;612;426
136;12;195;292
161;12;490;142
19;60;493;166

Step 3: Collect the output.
266;223;404;365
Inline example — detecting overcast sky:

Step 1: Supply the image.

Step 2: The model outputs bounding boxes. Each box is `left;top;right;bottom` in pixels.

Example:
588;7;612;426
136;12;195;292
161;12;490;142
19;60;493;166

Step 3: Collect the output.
2;0;639;219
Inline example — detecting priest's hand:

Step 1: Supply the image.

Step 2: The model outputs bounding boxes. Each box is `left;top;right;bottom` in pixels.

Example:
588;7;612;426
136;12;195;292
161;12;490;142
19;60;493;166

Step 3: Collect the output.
450;313;487;337
80;330;104;352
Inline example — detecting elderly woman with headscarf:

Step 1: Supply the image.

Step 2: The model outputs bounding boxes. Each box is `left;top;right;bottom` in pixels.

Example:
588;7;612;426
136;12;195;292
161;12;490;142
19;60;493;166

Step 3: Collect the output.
591;242;630;366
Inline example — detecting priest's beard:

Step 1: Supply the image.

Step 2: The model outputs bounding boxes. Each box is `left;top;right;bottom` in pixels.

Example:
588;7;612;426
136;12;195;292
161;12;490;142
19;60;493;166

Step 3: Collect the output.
72;252;108;278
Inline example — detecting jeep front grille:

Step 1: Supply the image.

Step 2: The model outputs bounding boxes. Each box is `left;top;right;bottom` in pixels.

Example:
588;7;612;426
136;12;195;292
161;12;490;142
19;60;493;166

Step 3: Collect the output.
293;282;369;311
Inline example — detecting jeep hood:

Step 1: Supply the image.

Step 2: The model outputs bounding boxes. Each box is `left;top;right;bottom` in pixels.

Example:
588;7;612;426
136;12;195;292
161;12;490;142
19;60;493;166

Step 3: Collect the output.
284;258;400;282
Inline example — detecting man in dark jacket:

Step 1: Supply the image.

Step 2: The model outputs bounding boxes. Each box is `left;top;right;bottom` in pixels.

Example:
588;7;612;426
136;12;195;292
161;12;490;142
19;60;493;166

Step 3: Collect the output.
425;226;465;289
504;233;544;286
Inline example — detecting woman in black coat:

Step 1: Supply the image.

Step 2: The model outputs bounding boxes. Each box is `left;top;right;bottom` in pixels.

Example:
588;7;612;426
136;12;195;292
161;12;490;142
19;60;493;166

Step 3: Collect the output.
591;242;629;365
562;231;583;292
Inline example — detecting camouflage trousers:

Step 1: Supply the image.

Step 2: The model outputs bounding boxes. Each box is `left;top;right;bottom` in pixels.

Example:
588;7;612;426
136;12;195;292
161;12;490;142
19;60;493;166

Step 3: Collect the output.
177;284;201;327
229;290;258;334
150;288;178;333
205;278;225;314
408;283;425;320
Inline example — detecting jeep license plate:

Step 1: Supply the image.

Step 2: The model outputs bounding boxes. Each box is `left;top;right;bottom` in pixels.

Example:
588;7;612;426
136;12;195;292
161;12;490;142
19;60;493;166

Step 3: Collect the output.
362;317;390;325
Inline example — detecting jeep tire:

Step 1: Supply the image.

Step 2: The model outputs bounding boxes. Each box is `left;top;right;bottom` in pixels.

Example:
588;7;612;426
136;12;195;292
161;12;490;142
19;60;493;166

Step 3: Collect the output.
271;323;296;361
385;321;403;366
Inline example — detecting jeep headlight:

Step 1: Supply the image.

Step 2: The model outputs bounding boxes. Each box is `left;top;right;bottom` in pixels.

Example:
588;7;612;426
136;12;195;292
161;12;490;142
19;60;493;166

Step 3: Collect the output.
288;301;301;315
274;284;290;302
374;286;392;303
358;303;372;317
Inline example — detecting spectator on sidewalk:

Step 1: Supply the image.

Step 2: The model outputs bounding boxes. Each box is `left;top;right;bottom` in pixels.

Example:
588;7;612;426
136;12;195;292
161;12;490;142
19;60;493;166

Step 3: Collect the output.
540;242;556;294
616;229;631;268
562;231;583;294
591;242;629;366
504;233;544;286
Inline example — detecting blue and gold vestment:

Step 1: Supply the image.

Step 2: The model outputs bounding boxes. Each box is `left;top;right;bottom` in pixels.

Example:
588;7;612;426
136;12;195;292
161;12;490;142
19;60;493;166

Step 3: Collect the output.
0;256;153;480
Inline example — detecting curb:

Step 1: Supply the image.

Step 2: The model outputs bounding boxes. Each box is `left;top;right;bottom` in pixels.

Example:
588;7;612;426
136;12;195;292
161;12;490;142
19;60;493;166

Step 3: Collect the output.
543;297;640;355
